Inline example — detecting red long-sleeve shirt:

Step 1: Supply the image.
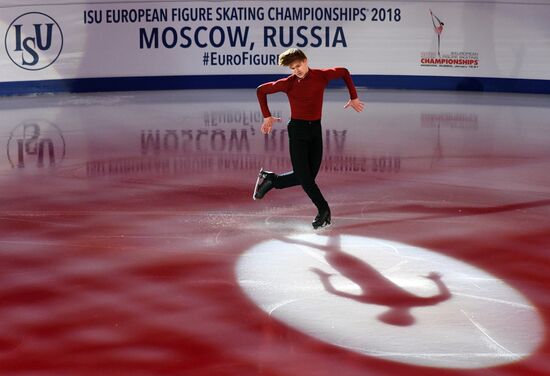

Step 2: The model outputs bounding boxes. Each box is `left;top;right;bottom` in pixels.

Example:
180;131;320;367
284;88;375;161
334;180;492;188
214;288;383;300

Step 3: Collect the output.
256;67;358;121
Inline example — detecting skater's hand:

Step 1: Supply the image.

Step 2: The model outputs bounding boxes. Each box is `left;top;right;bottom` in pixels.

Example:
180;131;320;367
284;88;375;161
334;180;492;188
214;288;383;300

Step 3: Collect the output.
261;116;281;134
344;98;365;113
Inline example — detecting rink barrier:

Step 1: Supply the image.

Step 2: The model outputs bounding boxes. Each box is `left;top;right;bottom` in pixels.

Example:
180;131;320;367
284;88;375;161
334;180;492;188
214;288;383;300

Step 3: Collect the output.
0;75;549;96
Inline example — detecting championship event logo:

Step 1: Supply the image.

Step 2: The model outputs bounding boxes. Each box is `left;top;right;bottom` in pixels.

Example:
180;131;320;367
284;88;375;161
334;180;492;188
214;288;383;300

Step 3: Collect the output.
4;12;64;70
420;9;479;69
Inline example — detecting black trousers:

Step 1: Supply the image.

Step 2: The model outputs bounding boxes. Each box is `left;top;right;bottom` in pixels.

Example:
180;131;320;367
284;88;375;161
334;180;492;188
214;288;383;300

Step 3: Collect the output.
274;119;329;212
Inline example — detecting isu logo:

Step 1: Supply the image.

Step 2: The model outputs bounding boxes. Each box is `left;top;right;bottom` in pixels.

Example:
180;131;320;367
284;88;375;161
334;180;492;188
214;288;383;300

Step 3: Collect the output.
4;12;63;70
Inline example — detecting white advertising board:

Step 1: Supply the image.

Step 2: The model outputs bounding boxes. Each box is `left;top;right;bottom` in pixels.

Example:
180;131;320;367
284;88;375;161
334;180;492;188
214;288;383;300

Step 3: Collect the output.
1;1;549;91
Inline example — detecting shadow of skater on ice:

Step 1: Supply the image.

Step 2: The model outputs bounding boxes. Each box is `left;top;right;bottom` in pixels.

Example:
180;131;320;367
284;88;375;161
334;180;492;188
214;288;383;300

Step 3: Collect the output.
282;235;451;326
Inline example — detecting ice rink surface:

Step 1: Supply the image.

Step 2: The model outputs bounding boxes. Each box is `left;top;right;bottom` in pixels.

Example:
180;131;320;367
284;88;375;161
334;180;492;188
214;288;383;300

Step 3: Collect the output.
0;88;549;375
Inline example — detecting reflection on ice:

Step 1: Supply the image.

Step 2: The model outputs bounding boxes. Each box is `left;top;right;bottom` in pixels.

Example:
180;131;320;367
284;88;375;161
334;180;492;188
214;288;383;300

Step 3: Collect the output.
2;89;549;184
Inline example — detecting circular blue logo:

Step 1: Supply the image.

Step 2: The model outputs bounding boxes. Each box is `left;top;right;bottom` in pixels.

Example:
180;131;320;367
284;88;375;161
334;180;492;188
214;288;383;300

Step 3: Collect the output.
4;12;64;71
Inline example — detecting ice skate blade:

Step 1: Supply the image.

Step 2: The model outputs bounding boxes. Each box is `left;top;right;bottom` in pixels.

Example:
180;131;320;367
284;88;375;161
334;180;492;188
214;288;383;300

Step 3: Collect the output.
313;220;332;230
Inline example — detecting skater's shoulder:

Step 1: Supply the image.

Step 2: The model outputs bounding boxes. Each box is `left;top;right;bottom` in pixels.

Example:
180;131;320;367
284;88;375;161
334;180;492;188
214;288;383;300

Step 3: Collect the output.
275;73;296;84
309;67;323;75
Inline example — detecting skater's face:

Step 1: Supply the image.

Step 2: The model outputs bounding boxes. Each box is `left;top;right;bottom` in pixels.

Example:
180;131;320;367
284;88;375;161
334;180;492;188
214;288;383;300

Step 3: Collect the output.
289;59;309;79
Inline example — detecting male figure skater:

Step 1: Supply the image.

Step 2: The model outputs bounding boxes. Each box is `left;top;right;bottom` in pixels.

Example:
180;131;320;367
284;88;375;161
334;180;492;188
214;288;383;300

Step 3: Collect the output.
253;48;364;229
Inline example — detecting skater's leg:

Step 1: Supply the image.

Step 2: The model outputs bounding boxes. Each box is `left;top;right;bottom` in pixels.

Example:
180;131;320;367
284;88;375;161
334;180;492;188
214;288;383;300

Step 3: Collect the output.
309;123;324;180
308;124;331;228
274;171;300;188
288;123;328;212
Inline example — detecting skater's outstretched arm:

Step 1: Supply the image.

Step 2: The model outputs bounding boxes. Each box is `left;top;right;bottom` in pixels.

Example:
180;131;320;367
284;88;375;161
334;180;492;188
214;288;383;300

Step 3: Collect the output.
256;78;290;117
256;78;289;134
322;68;364;113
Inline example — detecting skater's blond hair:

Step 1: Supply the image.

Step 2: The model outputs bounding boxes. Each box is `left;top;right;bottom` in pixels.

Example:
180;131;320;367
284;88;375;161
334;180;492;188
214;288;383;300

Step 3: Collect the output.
279;48;307;66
